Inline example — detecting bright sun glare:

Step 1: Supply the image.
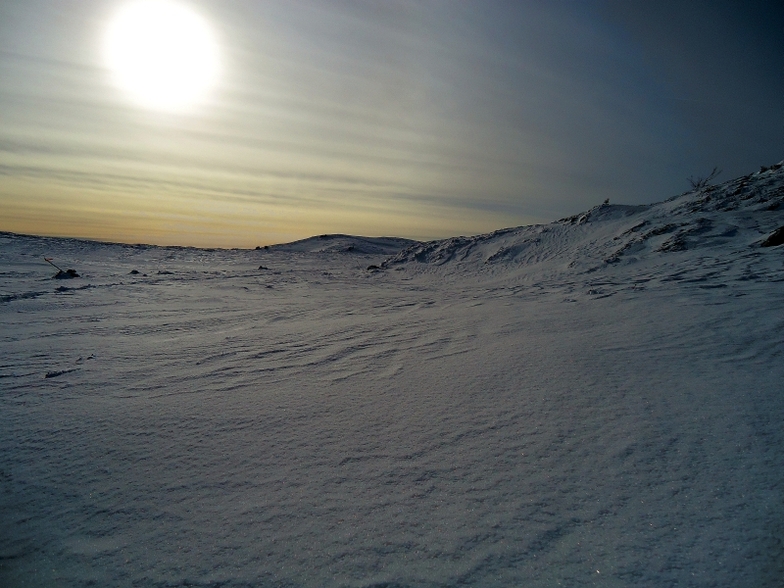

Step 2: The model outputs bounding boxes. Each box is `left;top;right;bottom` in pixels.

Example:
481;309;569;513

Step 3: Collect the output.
104;0;219;112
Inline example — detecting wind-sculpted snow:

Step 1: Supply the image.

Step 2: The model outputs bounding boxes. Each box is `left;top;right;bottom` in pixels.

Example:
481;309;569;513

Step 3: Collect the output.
1;164;784;587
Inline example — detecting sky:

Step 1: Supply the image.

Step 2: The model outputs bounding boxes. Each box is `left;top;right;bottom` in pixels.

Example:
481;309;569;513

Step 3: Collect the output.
0;0;782;248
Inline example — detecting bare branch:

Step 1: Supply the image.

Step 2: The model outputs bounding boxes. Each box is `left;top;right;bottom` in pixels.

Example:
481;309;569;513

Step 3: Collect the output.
687;167;722;190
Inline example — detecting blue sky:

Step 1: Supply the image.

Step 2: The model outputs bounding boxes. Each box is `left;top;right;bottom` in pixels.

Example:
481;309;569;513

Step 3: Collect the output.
1;0;781;247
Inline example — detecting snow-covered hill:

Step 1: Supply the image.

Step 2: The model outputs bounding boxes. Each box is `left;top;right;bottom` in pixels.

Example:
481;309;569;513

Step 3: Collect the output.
265;234;416;255
1;164;783;588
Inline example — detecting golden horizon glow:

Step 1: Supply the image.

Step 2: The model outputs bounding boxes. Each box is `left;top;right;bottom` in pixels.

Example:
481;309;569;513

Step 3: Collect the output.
1;175;528;249
104;0;219;112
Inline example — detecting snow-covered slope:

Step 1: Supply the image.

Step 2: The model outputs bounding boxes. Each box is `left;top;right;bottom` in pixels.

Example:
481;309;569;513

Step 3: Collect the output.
384;161;784;294
1;164;783;588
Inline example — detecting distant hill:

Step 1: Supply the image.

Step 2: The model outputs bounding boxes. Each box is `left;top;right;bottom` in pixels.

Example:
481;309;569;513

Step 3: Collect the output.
264;234;417;255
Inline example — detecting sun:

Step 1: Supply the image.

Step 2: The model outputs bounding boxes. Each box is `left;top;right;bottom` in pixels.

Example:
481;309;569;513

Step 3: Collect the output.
104;0;219;112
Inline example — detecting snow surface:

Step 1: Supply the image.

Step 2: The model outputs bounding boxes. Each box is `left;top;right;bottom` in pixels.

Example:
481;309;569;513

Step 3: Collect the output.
2;164;784;587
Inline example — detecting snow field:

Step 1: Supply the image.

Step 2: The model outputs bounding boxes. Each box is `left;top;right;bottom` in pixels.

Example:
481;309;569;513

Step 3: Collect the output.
2;164;784;586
